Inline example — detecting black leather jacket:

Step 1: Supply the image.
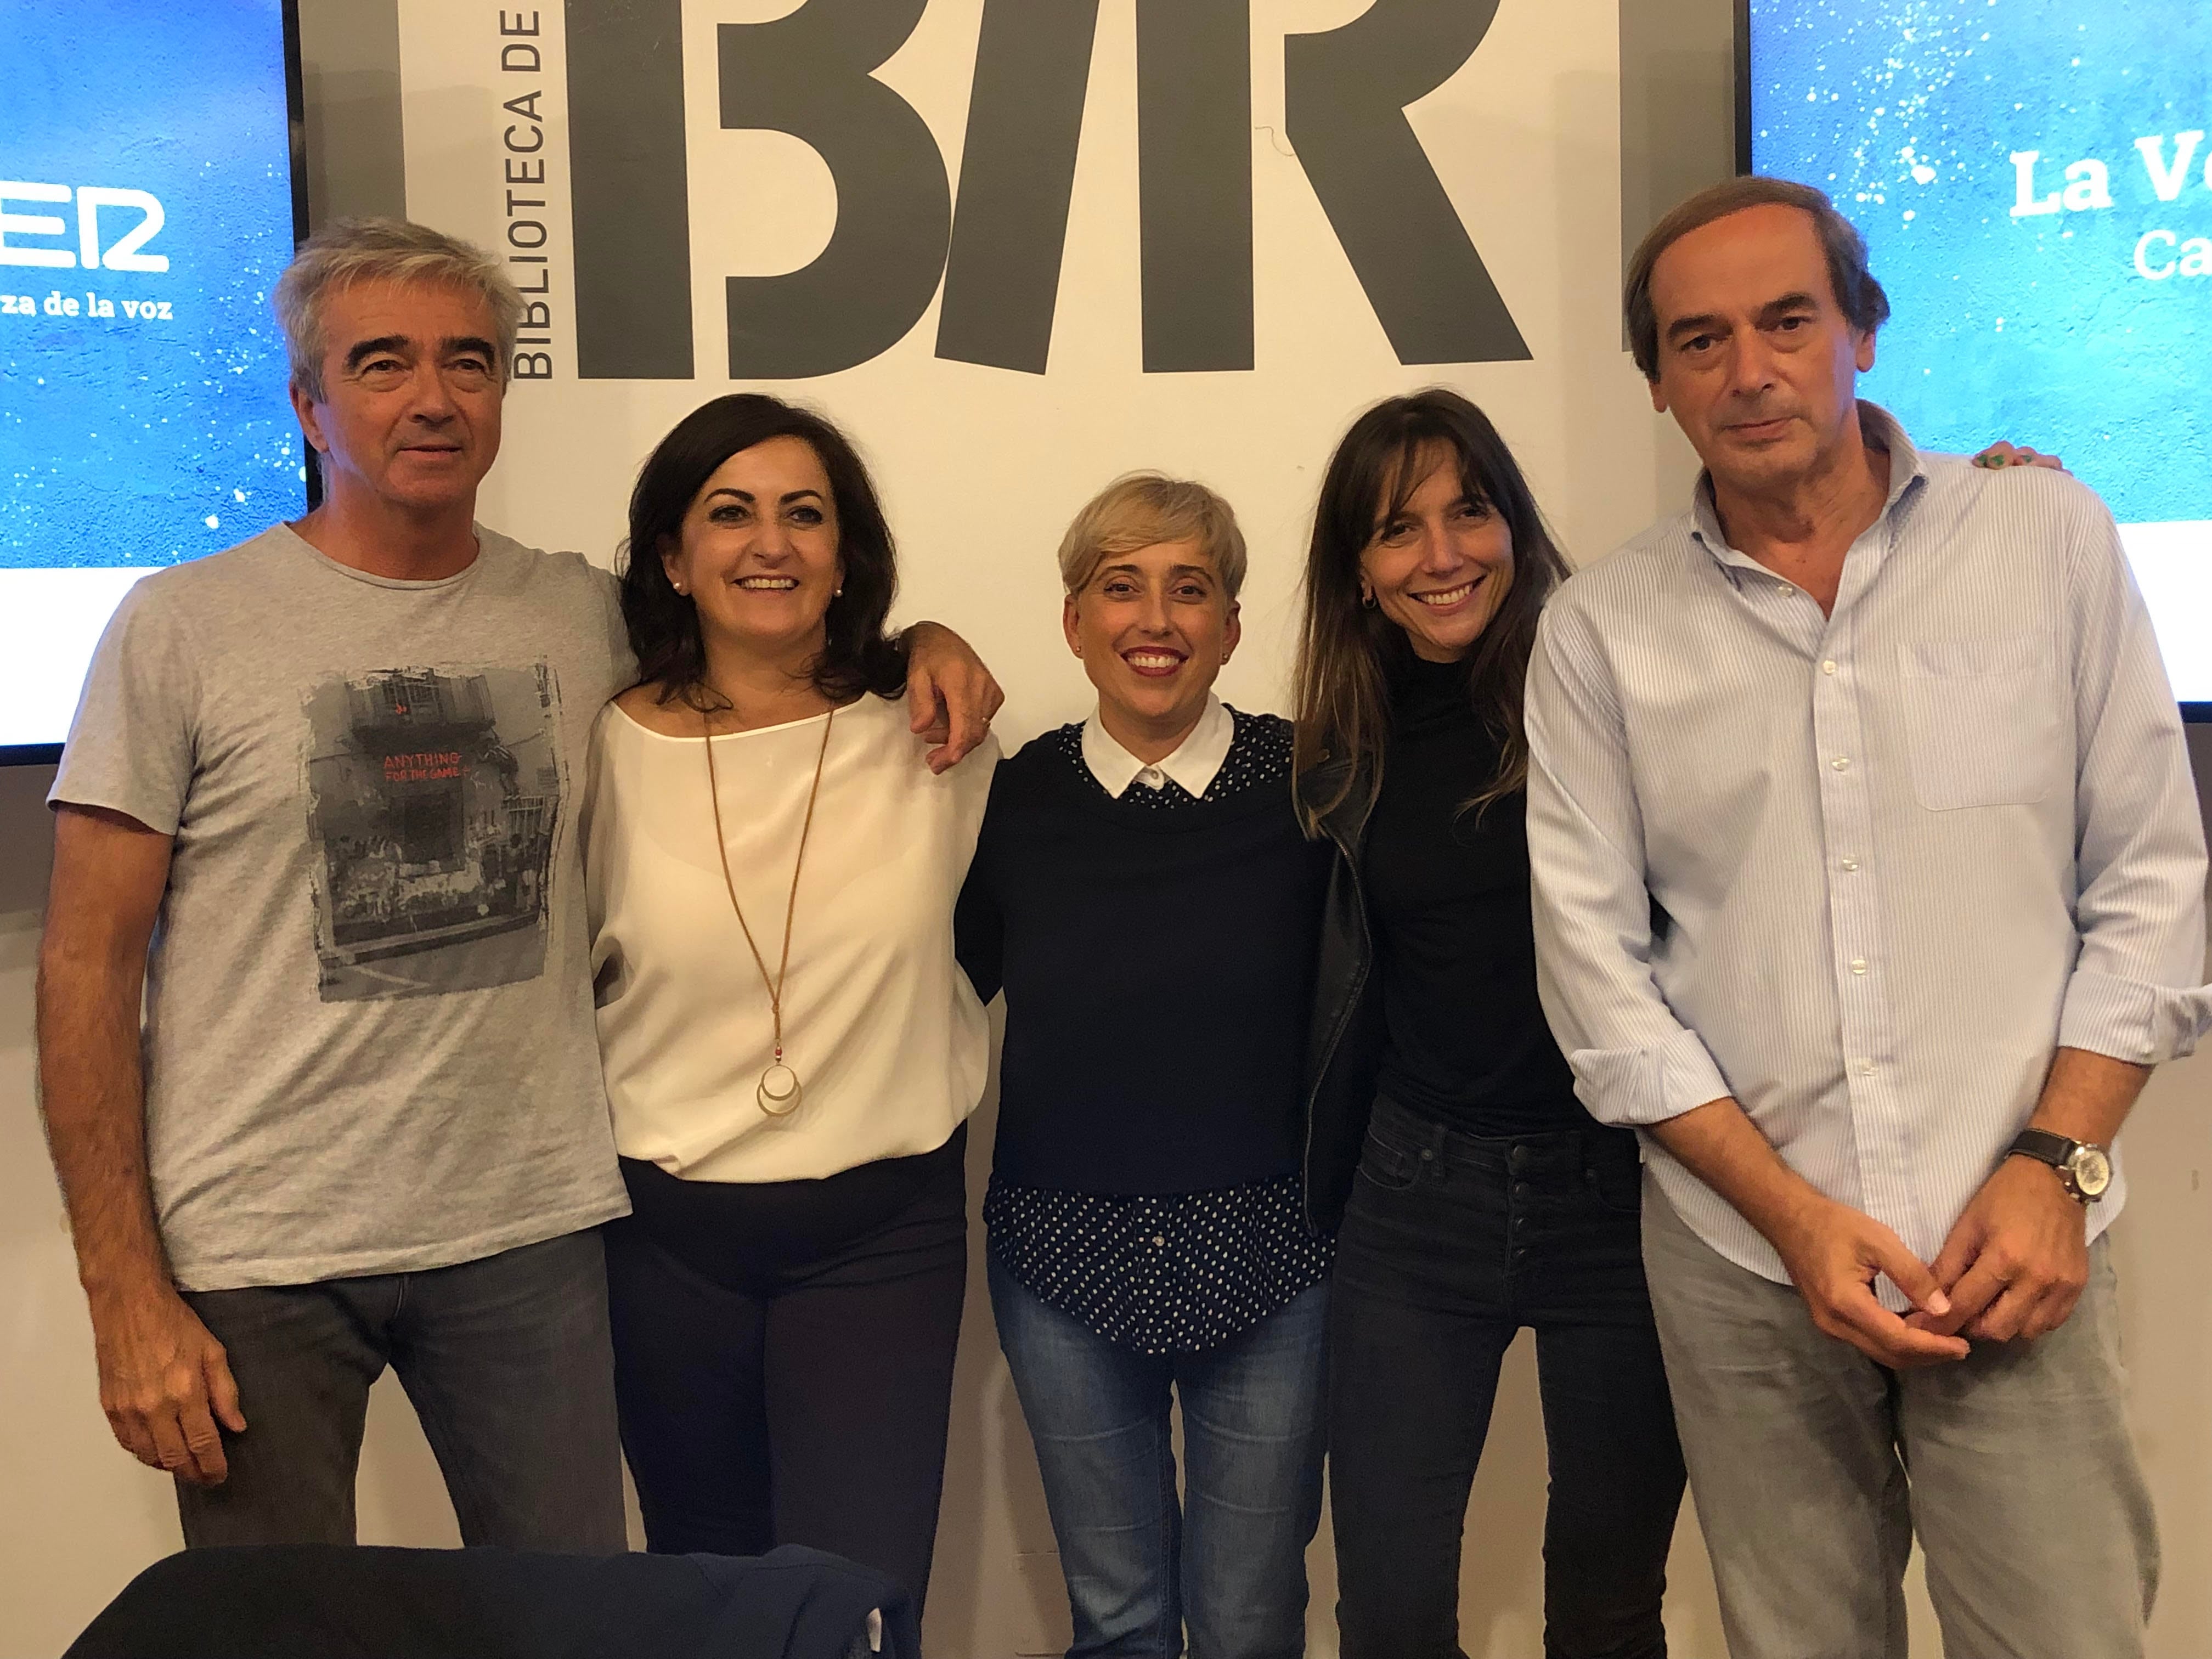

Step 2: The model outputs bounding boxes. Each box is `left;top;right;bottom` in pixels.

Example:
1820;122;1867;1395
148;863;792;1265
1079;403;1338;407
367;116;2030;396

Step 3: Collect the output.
1296;753;1386;1235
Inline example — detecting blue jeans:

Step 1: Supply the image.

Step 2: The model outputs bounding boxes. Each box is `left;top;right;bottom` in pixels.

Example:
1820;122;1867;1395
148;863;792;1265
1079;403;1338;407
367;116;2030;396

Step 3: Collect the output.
176;1229;627;1551
988;1252;1328;1659
1328;1098;1685;1659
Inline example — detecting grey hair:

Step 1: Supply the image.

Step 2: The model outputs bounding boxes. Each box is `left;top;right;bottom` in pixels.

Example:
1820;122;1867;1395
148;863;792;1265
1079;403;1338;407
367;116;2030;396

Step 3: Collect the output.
1623;176;1890;380
275;217;523;401
1057;472;1249;600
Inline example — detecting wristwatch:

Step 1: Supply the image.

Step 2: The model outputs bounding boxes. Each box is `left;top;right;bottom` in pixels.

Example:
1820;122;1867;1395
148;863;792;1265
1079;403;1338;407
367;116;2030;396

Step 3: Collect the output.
2006;1128;2112;1204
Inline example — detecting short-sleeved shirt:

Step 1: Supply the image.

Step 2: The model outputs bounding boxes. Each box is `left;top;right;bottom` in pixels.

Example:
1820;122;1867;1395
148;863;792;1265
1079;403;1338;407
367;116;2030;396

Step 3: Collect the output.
51;522;635;1291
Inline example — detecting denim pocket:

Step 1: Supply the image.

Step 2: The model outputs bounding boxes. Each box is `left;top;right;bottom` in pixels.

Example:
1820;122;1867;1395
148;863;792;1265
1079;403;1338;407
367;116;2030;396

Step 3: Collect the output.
1583;1147;1644;1215
1898;635;2061;810
1355;1127;1424;1193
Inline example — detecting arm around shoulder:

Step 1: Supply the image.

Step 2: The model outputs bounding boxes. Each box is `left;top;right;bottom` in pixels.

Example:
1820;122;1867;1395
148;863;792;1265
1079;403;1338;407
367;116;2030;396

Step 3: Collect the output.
901;621;1003;773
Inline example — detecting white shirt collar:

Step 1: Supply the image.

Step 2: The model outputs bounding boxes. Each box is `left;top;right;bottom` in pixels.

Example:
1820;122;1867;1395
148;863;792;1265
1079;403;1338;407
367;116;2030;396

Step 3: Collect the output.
1080;695;1234;800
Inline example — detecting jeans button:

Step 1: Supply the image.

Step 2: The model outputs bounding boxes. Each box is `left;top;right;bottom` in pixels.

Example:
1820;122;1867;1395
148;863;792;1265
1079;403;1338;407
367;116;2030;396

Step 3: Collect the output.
1419;1149;1435;1162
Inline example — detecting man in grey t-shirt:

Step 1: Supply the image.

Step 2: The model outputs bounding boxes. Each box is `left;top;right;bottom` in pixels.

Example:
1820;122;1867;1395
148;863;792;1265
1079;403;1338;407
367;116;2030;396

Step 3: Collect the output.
38;219;999;1549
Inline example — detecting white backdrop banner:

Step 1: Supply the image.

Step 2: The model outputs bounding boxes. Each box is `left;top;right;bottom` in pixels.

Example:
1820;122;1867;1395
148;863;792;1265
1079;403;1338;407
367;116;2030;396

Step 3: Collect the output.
397;0;1641;735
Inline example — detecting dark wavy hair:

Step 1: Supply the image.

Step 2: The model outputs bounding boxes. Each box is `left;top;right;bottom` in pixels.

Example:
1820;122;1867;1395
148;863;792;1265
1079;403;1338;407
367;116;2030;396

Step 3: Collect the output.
1291;389;1569;831
618;393;907;708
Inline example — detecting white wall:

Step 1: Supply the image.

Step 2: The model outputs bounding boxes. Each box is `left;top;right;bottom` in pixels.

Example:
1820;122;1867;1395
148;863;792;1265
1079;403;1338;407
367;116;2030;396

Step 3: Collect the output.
4;2;2209;1655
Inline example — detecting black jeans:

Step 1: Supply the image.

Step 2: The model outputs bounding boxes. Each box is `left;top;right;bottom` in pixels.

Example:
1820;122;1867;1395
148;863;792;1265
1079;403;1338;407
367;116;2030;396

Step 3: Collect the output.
1327;1097;1685;1659
603;1128;967;1611
177;1230;627;1551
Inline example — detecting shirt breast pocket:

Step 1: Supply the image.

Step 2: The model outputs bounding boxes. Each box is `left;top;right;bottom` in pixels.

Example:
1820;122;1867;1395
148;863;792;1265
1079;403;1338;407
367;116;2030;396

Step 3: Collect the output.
1897;635;2062;811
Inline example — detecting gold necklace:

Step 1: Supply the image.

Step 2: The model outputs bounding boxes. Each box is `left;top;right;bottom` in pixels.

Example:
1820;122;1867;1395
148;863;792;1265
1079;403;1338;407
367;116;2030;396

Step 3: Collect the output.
703;703;835;1116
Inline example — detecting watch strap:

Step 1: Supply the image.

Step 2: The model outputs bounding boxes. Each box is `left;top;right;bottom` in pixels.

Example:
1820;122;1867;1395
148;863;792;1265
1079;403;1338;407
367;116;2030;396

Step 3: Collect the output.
2007;1127;2108;1203
2008;1127;2079;1169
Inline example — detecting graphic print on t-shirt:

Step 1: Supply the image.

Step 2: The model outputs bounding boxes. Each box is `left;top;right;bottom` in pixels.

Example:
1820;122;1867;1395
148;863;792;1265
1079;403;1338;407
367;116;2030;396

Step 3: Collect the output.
304;663;565;1002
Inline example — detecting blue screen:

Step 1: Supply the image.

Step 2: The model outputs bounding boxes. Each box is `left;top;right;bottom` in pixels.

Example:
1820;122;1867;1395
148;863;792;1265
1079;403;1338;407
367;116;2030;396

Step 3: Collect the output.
1748;0;2211;702
1;0;301;748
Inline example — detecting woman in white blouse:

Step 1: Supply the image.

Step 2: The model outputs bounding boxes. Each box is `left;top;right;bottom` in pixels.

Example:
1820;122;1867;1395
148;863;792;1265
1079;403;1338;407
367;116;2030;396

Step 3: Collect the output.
583;393;997;1608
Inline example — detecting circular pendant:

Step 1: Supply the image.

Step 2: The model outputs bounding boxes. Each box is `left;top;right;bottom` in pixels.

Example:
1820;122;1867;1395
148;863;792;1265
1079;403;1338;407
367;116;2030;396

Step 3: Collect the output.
757;1062;802;1116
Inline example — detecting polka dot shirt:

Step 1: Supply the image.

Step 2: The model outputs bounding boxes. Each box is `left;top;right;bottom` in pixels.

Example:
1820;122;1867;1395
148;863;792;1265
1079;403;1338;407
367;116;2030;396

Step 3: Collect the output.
1051;704;1293;808
986;709;1333;1356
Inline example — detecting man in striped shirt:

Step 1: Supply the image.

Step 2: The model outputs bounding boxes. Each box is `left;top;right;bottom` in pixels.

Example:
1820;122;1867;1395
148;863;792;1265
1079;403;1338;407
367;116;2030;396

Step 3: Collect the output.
1527;176;2210;1658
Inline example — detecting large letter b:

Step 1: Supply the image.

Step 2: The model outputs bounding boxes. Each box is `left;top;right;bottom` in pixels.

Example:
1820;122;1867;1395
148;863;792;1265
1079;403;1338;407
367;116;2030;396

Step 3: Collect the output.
720;0;951;379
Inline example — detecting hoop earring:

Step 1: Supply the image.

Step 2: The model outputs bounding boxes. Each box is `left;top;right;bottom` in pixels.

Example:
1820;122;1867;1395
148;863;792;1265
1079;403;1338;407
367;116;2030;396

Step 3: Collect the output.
1359;589;1376;609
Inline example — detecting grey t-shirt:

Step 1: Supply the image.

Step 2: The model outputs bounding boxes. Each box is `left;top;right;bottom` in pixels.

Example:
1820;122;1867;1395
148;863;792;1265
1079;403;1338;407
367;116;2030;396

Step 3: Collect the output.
52;522;634;1291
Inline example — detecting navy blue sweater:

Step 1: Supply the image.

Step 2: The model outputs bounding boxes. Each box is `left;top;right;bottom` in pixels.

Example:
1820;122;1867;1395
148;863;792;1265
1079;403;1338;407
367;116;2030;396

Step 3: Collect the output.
955;718;1333;1195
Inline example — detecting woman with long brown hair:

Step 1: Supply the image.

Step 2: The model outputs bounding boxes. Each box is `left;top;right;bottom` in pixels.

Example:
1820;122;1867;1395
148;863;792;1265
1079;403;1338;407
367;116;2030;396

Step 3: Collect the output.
1294;390;1685;1659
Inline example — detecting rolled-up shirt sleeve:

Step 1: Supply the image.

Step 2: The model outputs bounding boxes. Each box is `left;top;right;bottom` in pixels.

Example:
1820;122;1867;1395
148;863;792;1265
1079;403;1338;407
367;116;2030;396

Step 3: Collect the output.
1525;598;1733;1125
2055;496;2212;1063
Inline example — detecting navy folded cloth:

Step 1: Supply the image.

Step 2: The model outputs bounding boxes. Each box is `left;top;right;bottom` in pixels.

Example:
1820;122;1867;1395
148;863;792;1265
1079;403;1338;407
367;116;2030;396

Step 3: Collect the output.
64;1542;914;1659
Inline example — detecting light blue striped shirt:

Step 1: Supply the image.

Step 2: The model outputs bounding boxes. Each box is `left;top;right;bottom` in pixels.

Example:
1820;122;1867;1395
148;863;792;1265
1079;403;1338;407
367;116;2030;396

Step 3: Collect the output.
1526;404;2212;1288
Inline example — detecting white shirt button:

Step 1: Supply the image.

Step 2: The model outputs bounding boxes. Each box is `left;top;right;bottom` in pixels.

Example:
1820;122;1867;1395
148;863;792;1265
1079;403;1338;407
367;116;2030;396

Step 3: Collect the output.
1821;659;1838;675
1841;857;1859;872
1850;958;1868;975
1855;1059;1876;1076
1831;757;1851;772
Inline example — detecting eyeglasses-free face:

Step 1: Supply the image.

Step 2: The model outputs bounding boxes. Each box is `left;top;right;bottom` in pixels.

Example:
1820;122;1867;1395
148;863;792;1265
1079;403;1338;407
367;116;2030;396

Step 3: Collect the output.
293;278;504;520
659;434;845;665
1646;201;1878;502
1358;443;1515;664
1063;538;1239;755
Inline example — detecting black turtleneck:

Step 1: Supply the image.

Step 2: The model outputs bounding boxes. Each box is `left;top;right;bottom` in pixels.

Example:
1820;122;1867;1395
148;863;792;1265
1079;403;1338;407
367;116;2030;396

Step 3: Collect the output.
1362;654;1583;1137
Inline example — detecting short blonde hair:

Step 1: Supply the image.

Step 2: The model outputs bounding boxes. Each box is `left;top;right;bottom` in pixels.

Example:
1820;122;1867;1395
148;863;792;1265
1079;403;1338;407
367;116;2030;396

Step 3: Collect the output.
275;217;524;400
1057;473;1248;600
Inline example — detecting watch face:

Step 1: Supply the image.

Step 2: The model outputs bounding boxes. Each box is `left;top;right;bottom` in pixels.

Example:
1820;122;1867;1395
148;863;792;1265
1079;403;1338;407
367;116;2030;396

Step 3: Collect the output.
2070;1146;2113;1198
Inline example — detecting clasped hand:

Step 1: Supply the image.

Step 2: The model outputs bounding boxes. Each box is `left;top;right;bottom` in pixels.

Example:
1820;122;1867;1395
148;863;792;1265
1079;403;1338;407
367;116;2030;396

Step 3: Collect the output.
1773;1157;2087;1368
1908;1155;2091;1344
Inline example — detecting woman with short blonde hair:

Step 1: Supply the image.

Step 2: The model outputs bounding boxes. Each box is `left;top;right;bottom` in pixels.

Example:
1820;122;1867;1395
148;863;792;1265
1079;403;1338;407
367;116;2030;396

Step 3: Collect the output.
1053;471;1249;596
957;473;1338;1658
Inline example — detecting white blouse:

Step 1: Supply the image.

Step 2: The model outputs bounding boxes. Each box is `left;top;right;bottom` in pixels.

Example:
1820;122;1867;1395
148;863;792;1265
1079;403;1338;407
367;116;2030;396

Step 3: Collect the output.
584;691;998;1183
